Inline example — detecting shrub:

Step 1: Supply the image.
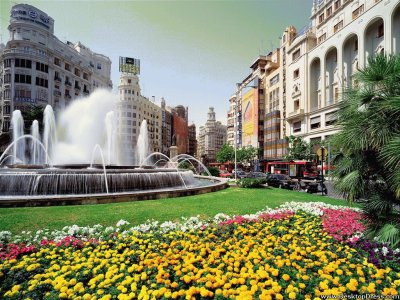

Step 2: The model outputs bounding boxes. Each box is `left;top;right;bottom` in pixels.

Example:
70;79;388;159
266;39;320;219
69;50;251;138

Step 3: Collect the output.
206;167;220;177
238;178;266;188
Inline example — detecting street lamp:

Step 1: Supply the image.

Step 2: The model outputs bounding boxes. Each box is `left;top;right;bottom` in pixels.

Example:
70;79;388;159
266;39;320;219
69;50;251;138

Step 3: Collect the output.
234;82;258;181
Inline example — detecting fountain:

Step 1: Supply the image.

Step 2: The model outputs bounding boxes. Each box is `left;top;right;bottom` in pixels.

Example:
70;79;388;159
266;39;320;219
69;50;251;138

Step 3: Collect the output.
0;89;227;206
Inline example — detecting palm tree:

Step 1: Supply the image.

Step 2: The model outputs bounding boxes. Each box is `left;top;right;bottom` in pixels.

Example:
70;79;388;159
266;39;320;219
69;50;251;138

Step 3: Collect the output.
332;54;400;247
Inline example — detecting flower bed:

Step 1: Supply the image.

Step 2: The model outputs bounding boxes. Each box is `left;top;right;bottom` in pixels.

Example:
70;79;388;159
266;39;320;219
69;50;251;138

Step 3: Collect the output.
0;202;399;299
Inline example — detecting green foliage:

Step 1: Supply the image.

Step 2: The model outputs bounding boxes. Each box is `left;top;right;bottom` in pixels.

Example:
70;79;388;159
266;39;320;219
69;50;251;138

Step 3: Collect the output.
178;161;195;172
216;143;234;163
207;167;220;177
237;146;259;165
238;178;267;188
284;136;315;161
332;54;400;247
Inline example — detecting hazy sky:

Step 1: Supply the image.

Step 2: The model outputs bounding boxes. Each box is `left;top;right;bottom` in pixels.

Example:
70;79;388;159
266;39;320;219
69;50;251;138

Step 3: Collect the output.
0;0;313;128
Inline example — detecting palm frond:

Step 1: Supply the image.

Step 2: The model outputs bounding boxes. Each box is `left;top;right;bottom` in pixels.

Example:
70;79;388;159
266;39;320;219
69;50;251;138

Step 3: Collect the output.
376;223;400;248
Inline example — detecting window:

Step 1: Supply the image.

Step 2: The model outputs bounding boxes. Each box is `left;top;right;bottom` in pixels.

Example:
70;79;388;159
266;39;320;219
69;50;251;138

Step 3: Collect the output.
333;20;343;33
97;63;102;70
318;33;326;44
292;49;300;61
4;73;11;83
325;111;338;126
35;77;48;88
293;121;301;133
293;69;299;79
319;13;325;24
294;100;300;111
334;87;339;102
377;23;384;38
310;116;321;130
36;62;48;73
15;58;32;69
354;40;358;51
4;59;11;68
65;63;71;71
270;74;279;86
83;73;88;80
352;5;364;19
128;79;131;84
14;74;32;84
54;57;61;66
326;6;332;17
334;0;341;10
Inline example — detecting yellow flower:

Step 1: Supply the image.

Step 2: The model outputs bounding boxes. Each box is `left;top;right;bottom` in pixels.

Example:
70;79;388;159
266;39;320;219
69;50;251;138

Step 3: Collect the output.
282;274;290;281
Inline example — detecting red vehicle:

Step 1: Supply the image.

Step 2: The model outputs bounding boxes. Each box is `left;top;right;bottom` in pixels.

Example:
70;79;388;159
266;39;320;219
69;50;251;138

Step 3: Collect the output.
266;160;319;179
219;170;232;178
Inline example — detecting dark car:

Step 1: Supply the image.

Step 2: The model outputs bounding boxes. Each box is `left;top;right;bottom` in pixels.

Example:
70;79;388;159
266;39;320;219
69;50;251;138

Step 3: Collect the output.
247;172;268;179
232;170;247;179
266;174;296;189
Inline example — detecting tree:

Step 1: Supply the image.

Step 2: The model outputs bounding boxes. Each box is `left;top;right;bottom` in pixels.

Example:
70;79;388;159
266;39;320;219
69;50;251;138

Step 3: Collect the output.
332;54;400;247
237;146;258;166
284;136;314;161
216;143;234;163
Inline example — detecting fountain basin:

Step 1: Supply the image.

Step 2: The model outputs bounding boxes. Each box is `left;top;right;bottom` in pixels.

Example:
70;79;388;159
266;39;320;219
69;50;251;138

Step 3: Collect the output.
0;167;228;207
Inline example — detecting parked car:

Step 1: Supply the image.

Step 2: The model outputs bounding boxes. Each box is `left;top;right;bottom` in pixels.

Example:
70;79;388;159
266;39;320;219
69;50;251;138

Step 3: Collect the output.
219;170;232;178
246;172;268;179
232;170;247;179
266;174;297;189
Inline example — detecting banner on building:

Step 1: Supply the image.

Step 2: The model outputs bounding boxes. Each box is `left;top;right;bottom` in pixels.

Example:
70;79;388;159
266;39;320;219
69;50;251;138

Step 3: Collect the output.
119;57;140;74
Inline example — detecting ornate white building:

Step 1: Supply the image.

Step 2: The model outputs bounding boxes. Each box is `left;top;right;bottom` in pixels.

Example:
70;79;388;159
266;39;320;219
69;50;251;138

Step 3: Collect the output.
198;107;227;163
117;72;161;164
0;3;112;136
286;0;400;143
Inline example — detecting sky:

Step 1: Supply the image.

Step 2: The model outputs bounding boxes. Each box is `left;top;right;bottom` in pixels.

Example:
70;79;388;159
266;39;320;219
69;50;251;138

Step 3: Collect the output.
0;0;313;128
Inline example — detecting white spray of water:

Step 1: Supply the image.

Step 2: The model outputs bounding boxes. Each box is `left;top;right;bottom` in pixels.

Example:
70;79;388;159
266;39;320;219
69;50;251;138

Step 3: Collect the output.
43;105;57;164
11;110;25;164
52;89;119;165
30;120;41;164
105;111;118;165
136;120;150;166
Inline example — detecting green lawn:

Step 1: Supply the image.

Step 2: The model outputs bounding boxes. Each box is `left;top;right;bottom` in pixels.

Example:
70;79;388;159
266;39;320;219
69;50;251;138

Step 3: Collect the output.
0;187;352;234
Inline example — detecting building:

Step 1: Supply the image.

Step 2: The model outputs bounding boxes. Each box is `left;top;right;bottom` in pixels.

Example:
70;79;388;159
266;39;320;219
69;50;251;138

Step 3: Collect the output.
160;97;172;156
0;3;112;139
117;72;161;164
226;94;236;146
234;56;266;153
188;123;197;157
263;27;298;161
285;0;400;144
171;105;188;155
198;107;227;163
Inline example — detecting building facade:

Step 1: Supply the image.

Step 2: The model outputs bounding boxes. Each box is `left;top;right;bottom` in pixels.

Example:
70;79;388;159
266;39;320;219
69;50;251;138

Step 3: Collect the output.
226;94;236;146
198;107;227;163
286;0;400;144
160;97;172;156
0;4;112;138
188;123;197;157
171;105;188;155
117;72;161;164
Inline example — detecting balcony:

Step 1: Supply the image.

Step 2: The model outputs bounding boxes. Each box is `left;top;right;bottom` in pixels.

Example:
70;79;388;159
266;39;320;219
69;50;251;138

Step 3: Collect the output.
65;94;71;99
287;108;305;120
53;91;62;97
74;85;81;91
65;81;72;87
265;60;279;72
54;76;62;83
83;89;89;95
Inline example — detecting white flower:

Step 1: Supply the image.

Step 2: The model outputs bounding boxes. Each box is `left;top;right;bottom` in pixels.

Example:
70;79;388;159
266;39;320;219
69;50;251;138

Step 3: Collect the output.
382;246;389;256
116;220;130;227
